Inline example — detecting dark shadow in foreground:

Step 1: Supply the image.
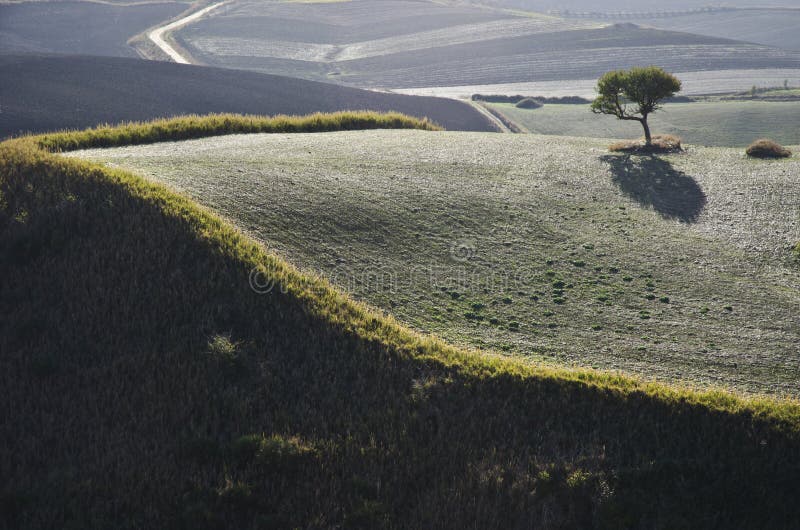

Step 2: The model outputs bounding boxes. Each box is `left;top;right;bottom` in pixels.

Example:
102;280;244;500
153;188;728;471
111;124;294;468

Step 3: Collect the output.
601;154;706;223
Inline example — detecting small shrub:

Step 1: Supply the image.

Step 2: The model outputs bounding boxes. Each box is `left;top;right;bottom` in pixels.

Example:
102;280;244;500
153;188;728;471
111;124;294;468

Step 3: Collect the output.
515;98;543;109
609;134;682;153
745;139;792;159
207;334;244;375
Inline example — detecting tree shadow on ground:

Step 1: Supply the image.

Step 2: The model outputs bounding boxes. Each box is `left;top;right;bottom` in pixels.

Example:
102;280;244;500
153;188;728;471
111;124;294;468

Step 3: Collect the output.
600;154;707;223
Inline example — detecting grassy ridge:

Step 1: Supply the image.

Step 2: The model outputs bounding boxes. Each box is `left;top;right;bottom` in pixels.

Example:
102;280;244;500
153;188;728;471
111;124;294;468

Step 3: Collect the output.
32;111;441;151
2;114;800;528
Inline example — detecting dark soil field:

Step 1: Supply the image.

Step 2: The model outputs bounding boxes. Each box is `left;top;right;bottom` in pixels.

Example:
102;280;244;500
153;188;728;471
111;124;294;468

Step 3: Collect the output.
0;0;188;57
0;54;495;138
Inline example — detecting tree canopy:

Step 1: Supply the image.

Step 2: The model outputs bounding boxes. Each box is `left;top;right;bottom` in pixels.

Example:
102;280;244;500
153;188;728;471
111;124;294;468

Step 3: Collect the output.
591;66;682;145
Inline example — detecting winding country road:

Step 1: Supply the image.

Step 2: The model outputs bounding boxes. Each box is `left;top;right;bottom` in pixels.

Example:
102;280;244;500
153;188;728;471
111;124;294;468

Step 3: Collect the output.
148;1;227;64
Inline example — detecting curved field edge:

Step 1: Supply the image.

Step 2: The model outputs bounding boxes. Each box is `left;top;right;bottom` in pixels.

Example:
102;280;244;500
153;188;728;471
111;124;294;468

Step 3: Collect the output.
2;113;800;527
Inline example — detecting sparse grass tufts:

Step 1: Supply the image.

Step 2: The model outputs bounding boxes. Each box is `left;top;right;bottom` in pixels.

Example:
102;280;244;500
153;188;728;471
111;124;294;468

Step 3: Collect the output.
746;138;792;159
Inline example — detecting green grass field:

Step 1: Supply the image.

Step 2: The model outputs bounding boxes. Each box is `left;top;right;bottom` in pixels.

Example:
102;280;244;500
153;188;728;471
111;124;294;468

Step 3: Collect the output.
488;100;800;147
74;130;800;395
5;115;800;528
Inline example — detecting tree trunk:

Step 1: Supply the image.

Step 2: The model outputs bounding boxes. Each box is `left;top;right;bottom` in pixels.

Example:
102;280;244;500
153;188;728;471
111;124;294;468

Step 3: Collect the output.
641;117;652;146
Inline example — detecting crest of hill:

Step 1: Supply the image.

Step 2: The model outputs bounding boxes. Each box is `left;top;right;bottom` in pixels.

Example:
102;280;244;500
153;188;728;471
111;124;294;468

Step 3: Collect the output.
2;114;800;528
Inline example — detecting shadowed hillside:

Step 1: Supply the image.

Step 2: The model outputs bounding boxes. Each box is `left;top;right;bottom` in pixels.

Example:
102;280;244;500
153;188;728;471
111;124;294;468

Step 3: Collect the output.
0;54;495;139
2;116;800;529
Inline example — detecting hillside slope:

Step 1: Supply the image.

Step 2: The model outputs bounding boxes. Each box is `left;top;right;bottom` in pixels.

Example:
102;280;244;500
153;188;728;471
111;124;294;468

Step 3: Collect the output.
0;54;495;139
75;130;800;396
2;116;800;529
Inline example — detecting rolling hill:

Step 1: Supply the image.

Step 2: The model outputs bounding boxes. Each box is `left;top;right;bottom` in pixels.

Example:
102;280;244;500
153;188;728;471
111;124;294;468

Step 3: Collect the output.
3;114;800;529
73;129;800;396
0;54;496;139
173;0;800;93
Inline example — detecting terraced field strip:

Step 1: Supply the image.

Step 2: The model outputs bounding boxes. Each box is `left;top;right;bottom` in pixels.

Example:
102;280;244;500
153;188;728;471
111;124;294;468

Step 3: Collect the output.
394;69;800;99
148;1;227;63
187;16;603;62
352;44;800;88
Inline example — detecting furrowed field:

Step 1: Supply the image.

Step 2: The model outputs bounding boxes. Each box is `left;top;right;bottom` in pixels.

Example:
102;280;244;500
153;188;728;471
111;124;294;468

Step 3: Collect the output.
0;0;189;57
73;130;800;395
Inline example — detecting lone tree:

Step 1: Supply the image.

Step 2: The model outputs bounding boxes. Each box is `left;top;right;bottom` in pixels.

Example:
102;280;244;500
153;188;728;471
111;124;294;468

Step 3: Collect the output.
591;66;681;146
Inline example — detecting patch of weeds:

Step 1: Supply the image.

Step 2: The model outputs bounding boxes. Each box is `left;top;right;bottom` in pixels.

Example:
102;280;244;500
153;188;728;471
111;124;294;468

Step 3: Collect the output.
639;311;651;320
552;280;566;289
545;270;556;277
501;296;513;304
591;324;603;331
659;297;670;304
571;260;586;267
508;321;520;331
645;294;656;300
552;297;566;304
471;302;486;311
464;312;484;321
622;276;633;282
724;305;733;312
231;434;314;472
207;334;244;375
700;307;710;315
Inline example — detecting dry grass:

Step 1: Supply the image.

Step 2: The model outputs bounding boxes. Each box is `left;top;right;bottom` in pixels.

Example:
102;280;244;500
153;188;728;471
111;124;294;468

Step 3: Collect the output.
746;138;793;158
609;134;683;153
